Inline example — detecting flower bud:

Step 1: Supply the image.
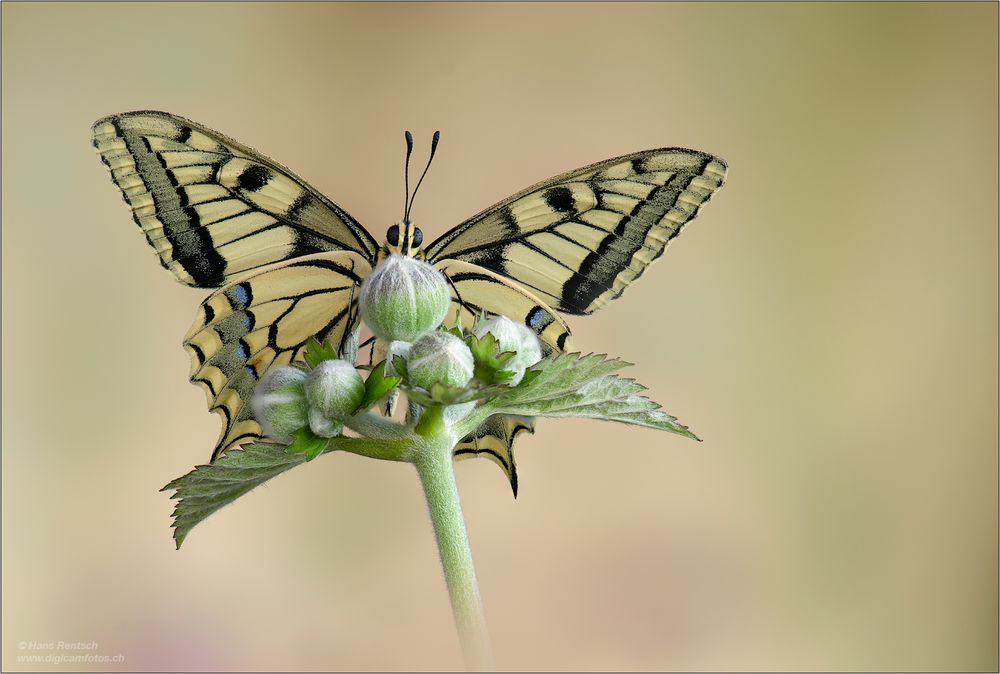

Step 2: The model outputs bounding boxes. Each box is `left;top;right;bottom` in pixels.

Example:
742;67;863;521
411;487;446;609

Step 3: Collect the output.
251;366;309;443
304;360;365;436
309;407;344;439
407;330;474;390
473;315;543;384
359;254;450;342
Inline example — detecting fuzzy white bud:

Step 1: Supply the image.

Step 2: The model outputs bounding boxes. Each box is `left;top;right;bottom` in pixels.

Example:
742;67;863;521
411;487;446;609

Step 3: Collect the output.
359;254;451;342
473;315;543;384
304;360;365;436
251;366;309;443
407;331;475;390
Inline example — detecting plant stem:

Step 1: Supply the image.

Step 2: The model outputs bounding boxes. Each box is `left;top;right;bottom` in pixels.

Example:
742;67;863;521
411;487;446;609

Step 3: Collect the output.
414;403;446;438
414;435;494;671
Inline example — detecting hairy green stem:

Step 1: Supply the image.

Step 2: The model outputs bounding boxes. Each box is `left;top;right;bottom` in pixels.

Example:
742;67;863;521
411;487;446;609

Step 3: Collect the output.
343;410;410;440
414;403;446;438
414;430;494;671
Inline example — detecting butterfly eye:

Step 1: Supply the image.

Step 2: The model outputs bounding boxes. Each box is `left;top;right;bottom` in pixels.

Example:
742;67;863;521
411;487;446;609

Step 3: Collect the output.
412;227;424;247
387;224;400;246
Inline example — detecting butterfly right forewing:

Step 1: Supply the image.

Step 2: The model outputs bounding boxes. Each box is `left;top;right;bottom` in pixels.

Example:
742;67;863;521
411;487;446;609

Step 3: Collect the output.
426;148;726;315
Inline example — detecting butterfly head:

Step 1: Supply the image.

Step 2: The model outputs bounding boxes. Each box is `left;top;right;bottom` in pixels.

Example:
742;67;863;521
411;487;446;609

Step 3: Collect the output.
385;129;439;260
384;221;424;257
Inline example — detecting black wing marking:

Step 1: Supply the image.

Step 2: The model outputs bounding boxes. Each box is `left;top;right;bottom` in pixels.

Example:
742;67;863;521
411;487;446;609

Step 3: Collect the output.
427;148;726;314
93;110;378;287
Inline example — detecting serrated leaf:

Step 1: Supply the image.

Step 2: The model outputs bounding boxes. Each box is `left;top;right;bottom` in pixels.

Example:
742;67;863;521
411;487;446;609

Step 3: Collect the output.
286;427;330;461
304;337;339;368
464;331;517;385
359;360;401;410
163;433;414;548
162;443;308;549
516;367;543;388
462;352;698;441
405;381;469;407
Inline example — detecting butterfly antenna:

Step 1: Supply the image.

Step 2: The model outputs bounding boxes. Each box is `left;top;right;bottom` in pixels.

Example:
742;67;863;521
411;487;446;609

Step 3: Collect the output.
405;130;440;224
403;130;414;223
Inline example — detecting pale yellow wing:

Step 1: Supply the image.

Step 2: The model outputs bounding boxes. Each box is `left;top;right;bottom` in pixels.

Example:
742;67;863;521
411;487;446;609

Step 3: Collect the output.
426;148;726;314
184;251;371;458
454;415;536;497
434;259;572;353
92;111;377;287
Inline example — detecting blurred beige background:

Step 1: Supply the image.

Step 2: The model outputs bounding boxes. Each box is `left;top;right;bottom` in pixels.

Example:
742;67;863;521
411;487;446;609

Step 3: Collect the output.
2;2;996;671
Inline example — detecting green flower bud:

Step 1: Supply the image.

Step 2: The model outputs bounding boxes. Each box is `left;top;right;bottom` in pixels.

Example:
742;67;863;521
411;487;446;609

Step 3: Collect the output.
304;360;365;437
408;331;474;390
359;254;450;342
251;366;309;443
473;315;542;384
308;407;344;439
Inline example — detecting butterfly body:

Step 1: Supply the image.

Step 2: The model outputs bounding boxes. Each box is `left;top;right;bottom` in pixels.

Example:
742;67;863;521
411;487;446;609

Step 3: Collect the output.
93;111;726;495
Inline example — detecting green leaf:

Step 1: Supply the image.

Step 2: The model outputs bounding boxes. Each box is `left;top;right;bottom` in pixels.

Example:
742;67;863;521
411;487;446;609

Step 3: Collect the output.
405;382;470;407
162;443;309;549
443;323;465;339
304;336;339;368
465;353;699;441
163;432;414;548
359;360;401;410
516;367;543;388
286;427;330;461
391;354;410;382
465;331;516;385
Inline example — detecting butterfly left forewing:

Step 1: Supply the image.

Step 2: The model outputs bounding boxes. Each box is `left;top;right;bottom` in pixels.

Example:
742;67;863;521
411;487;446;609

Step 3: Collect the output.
92;111;377;287
184;251;371;458
426;148;726;315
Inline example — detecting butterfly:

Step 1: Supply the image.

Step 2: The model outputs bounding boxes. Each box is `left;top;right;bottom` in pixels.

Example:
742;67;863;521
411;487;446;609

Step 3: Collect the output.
92;111;727;495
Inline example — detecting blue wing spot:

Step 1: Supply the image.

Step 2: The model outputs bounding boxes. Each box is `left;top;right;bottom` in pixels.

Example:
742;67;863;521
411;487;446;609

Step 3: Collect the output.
526;306;551;330
227;283;251;308
236;340;250;359
242;312;254;330
244;365;257;378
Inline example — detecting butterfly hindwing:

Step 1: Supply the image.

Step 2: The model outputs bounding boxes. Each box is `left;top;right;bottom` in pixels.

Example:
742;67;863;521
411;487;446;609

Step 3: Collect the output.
92;111;377;287
426;148;726;315
183;251;371;458
434;259;573;353
454;414;536;497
